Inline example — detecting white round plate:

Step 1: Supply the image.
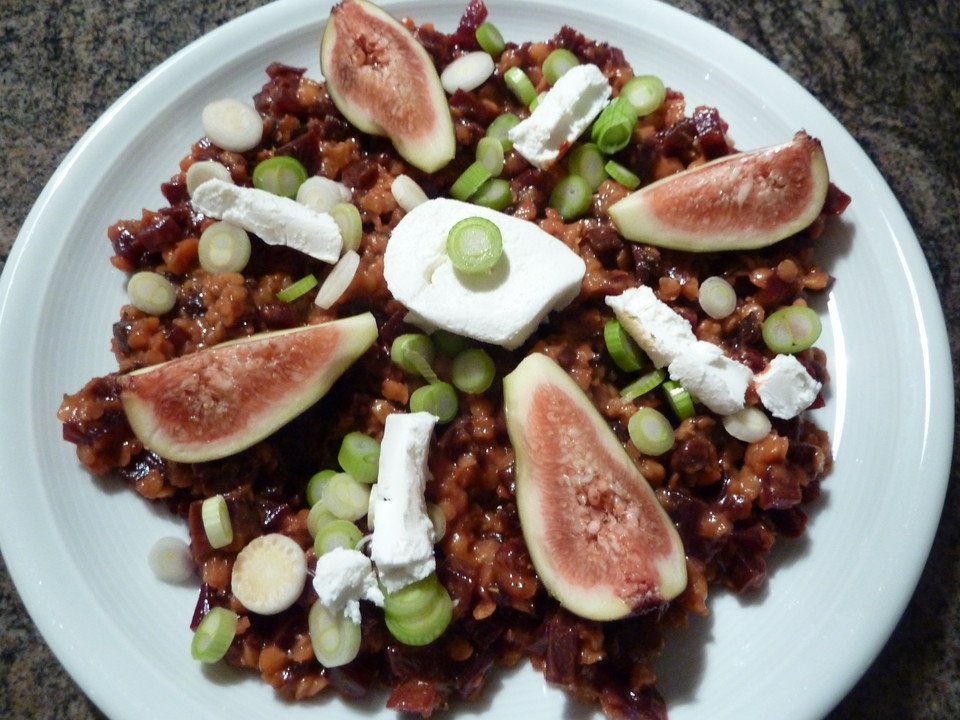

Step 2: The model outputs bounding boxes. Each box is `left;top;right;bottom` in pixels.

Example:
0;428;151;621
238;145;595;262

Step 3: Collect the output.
0;1;952;719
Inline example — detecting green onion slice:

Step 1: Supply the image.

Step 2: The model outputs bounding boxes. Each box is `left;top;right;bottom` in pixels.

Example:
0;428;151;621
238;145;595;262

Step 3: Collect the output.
604;318;648;372
475;21;505;56
309;600;362;668
621;74;667;116
450;348;496;394
663;379;696;419
698;276;738;320
542;48;580;85
450;161;492;201
628;407;676;456
252;155;308;198
198;221;252;274
549;174;593;221
191;606;238;663
391;174;429;212
201;494;233;549
383;573;445;618
330;202;363;253
276;274;318;302
604;159;641;190
427;502;447;541
761;305;822;353
567;143;608;191
722;406;772;443
321;472;371;522
307;502;336;538
127;271;177;316
470;178;513;210
430;329;472;357
503;66;537;106
391;333;438;380
314;519;364;556
476;136;505;176
307;469;336;507
486;112;520;150
409;382;459;424
591;96;638;154
446;216;503;274
620;368;667;401
383;573;454;646
337;431;381;485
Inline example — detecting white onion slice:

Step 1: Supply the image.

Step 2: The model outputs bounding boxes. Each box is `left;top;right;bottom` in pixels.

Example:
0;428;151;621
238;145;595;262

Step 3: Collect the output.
147;537;195;584
440;51;495;94
391;174;429;212
314;250;360;309
722;406;773;443
698;275;738;319
185;160;233;196
297;176;352;213
201;98;263;152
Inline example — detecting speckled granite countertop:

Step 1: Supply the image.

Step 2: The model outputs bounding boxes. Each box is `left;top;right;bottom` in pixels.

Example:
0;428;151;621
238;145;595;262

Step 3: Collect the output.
1;0;957;718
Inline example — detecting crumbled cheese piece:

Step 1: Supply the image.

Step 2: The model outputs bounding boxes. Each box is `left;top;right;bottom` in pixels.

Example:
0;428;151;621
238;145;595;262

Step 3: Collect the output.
191;178;342;262
369;412;438;593
507;64;612;169
754;353;822;419
312;547;384;624
383;198;585;349
606;286;752;415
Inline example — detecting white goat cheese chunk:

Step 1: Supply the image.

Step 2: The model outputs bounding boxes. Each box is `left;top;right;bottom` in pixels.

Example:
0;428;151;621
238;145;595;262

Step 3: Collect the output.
312;547;384;624
507;64;612;169
191;178;342;262
606;286;751;415
754;353;822;420
369;412;438;594
383;198;585;350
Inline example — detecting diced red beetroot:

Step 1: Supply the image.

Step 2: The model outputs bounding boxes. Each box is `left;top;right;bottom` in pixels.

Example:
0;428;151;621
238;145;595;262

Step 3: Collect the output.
137;213;182;253
693;106;730;159
543;610;578;687
386;678;447;717
449;0;487;47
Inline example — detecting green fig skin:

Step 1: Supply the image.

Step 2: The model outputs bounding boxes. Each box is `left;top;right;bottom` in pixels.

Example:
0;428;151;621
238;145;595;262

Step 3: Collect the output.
503;353;687;622
118;313;378;463
608;132;830;252
320;0;455;173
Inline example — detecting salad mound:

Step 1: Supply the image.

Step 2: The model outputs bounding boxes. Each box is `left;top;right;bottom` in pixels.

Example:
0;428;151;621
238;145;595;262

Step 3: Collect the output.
57;1;850;717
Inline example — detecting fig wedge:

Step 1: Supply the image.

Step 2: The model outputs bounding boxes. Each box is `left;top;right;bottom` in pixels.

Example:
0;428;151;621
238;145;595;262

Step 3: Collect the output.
320;0;455;173
503;353;687;621
118;313;378;463
608;131;830;251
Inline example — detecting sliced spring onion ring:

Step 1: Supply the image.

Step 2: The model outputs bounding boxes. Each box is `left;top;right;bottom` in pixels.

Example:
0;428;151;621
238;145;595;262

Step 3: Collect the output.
621;74;667;116
321;472;372;522
722;406;773;443
475;21;505;56
761;305;822;353
296;175;351;213
440;51;495;94
201;494;233;549
391;333;437;378
337;431;381;485
198;221;252;274
542;48;580;85
185;160;232;196
549;174;592;221
383;573;444;618
147;536;194;584
391;174;429;212
384;575;454;646
330;202;362;253
427;502;447;541
476;136;505;176
201;98;263;152
409;382;459;423
191;606;238;663
604;159;641;189
663;380;696;419
314;519;364;556
307;469;337;507
446;216;503;274
470;178;513;210
314;250;360;310
309;600;362;668
450;160;492;201
307;502;336;538
252;155;308;198
486;112;520;150
604;318;648;372
430;329;471;357
127;271;177;316
698;275;738;319
567;143;608;190
591;96;638;154
628;407;676;456
450;347;496;394
276;274;318;302
620;368;667;401
503;66;537;106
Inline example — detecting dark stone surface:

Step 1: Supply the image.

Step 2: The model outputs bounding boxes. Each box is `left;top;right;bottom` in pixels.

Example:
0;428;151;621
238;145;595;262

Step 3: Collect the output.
1;1;957;718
